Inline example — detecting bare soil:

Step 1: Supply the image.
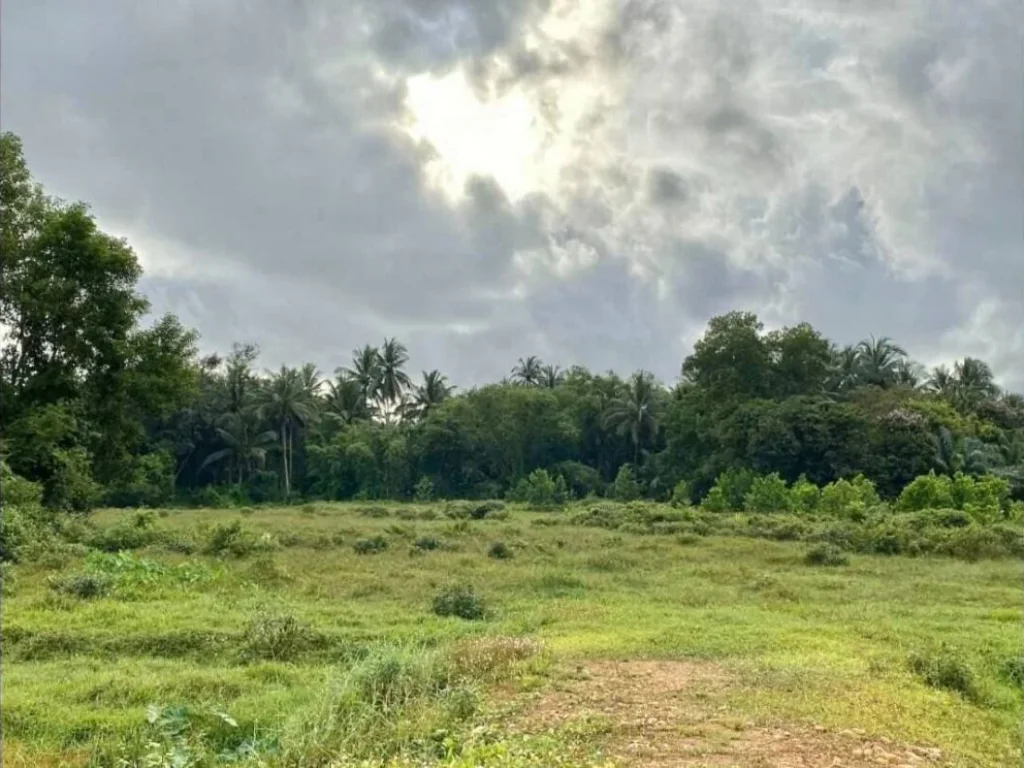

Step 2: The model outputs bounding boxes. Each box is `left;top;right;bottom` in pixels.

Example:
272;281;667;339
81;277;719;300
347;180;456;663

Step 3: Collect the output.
515;660;946;767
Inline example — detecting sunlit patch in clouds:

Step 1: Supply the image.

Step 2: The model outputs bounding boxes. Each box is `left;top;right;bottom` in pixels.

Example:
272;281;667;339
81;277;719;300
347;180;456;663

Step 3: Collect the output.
3;0;1021;390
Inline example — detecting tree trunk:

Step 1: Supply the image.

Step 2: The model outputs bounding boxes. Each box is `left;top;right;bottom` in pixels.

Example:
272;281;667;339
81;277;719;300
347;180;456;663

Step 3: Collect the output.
281;427;290;496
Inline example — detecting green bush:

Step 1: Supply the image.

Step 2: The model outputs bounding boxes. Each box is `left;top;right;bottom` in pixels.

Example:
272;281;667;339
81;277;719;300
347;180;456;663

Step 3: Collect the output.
44;447;102;512
413;476;435;502
804;544;849;567
203;521;269;557
669;480;692;507
790;475;820;513
48;571;114;599
105;451;174;508
432;583;486;620
819;475;881;517
413;536;442;551
487;541;512;560
509;469;567;508
744;473;792;513
908;647;980;703
353;535;388;555
611;465;641;502
898;472;955;511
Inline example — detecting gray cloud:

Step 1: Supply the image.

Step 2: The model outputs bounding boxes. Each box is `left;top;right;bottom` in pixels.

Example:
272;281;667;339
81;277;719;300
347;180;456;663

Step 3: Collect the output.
2;0;1021;391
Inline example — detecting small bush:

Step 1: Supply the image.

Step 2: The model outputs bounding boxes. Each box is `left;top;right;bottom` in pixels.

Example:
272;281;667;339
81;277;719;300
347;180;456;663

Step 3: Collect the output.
898;472;955;511
508;470;567;508
487;541;512;560
413;536;442;551
432;583;486;620
353;535;388;555
804;544;849;567
908;647;980;702
744;473;792;513
203;521;267;558
999;656;1024;687
239;612;319;662
413;476;435;502
669;480;692;507
48;571;113;599
611;465;641;502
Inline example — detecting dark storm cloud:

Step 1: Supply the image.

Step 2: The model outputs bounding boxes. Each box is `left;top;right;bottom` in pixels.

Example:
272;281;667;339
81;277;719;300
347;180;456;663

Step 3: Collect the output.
2;0;1021;390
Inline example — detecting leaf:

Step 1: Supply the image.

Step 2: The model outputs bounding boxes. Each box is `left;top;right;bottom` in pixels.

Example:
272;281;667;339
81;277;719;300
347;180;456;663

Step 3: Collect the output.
145;703;162;724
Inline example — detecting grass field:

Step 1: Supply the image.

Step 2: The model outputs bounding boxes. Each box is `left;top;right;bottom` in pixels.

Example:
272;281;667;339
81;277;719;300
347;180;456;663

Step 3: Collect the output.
2;502;1021;767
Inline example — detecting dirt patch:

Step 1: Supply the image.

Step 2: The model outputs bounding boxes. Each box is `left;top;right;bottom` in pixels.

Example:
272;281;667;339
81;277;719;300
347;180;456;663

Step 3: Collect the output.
516;660;945;767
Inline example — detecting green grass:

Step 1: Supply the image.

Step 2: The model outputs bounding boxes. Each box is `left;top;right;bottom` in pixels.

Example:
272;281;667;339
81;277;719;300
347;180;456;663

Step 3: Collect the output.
2;502;1021;766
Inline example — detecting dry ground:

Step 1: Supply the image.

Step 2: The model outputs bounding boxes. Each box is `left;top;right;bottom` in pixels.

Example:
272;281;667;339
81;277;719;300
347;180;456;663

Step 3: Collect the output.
515;660;949;768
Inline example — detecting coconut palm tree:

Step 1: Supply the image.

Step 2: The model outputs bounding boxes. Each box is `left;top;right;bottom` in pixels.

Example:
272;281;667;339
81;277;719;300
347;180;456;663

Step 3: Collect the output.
254;366;317;496
954;357;998;406
893;359;925;390
324;375;369;425
341;345;381;403
377;337;412;423
200;408;276;488
540;364;564;389
925;365;957;398
604;370;661;470
826;344;861;394
511;355;543;386
409;369;455;419
854;336;908;388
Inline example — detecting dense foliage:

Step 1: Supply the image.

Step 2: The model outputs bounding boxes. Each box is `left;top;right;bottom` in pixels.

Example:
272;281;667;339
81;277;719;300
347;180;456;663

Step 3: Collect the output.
3;129;1024;516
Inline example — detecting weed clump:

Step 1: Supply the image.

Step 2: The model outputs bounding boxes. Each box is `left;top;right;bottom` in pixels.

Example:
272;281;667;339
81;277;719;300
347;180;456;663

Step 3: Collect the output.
432;583;486;620
487;541;512;560
203;521;274;558
804;544;849;567
48;571;113;599
353;535;388;555
240;613;320;662
908;647;980;703
413;536;442;551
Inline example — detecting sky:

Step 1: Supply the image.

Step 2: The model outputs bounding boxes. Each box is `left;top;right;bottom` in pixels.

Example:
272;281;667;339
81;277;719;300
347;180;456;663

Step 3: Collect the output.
2;0;1022;390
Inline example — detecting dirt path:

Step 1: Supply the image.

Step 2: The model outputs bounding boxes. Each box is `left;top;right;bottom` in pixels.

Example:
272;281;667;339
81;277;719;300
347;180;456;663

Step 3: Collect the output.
515;660;946;767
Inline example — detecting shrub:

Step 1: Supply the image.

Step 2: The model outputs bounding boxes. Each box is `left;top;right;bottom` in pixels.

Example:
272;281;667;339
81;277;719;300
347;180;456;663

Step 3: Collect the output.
470;500;506;519
820;475;881;517
44;447;102;512
239;612;319;662
353;535;388;555
413;476;435;502
88;519;160;553
669;480;692;507
509;469;567;508
104;451;174;508
487;541;512;560
790;475;820;514
203;521;267;557
432;583;486;620
999;656;1024;687
611;464;641;502
48;571;113;599
744;473;792;513
413;536;442;551
552;460;603;499
804;544;849;567
897;472;955;511
908;647;980;702
700;485;730;513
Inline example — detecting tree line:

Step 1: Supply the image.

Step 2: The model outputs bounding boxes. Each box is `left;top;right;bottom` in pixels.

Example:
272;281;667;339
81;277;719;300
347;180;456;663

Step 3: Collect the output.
3;130;1023;510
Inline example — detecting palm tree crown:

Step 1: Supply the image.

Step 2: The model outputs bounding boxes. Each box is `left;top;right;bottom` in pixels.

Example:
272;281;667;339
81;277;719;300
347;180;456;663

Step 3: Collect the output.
511;355;543;386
